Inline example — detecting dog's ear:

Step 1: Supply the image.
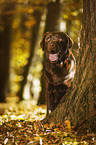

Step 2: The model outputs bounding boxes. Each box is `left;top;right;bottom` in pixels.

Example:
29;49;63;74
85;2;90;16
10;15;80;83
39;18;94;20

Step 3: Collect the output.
66;34;73;49
40;32;49;50
59;32;73;49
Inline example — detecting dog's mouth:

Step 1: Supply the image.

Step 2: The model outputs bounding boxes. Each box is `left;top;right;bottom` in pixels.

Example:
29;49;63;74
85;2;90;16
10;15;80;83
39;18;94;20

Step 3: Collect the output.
49;53;58;62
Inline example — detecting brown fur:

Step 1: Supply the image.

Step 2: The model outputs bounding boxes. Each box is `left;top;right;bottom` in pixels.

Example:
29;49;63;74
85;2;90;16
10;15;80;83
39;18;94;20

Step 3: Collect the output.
40;32;76;114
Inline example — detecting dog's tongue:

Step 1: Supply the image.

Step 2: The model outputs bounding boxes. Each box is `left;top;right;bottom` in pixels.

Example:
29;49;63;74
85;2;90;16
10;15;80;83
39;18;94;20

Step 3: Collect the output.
49;54;58;61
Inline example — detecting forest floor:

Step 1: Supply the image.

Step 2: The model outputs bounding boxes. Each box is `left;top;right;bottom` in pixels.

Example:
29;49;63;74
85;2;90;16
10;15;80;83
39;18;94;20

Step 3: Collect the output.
0;97;96;145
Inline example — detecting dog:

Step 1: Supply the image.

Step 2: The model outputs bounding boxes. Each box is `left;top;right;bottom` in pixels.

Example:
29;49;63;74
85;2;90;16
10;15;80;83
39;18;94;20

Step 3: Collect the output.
40;32;76;114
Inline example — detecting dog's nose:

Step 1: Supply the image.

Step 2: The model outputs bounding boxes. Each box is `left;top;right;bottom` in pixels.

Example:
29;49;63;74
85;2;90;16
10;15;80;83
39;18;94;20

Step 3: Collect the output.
50;44;55;47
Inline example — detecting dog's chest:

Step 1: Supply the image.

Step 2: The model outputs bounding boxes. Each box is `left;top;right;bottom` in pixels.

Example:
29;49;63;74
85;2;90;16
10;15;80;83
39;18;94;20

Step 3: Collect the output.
45;60;70;84
53;62;73;84
45;55;76;86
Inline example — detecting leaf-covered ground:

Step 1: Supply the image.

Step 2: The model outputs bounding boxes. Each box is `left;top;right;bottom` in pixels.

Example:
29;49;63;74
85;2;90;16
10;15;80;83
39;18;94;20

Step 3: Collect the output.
0;98;96;145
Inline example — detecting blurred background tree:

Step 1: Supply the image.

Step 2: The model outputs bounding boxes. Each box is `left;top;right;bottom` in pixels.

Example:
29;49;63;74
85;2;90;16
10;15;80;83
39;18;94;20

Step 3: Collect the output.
0;0;17;102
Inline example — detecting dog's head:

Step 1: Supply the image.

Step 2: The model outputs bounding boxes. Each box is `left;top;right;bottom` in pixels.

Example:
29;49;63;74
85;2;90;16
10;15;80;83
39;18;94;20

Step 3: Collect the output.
40;32;73;62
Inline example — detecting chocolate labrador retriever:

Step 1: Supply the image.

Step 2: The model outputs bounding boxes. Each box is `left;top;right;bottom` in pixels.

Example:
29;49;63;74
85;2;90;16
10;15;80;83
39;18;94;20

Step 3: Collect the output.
40;32;76;114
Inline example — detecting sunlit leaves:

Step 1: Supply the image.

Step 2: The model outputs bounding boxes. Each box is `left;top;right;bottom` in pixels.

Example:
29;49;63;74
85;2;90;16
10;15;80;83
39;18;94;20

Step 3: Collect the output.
12;17;21;29
65;120;71;130
36;48;44;58
11;38;30;68
33;63;43;77
9;0;47;96
24;17;36;28
63;14;68;19
0;100;95;144
29;0;48;5
62;0;82;54
10;13;31;93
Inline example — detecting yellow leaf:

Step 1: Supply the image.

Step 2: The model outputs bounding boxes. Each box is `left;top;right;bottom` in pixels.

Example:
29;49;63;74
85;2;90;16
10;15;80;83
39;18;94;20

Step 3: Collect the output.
65;120;71;130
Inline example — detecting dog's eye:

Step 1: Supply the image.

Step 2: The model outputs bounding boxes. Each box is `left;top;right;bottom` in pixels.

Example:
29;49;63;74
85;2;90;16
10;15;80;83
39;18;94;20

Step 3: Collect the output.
46;37;50;42
59;38;63;42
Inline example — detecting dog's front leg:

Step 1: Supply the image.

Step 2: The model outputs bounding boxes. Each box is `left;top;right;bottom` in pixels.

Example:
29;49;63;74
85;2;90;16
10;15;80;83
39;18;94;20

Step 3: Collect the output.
46;89;52;114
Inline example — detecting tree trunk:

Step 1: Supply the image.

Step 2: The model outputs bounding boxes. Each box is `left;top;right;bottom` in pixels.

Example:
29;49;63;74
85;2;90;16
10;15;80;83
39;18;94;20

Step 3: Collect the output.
0;1;16;102
42;0;96;133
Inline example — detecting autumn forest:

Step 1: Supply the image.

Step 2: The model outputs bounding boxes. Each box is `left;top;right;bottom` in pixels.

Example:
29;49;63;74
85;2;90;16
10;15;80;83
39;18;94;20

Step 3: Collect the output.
0;0;96;144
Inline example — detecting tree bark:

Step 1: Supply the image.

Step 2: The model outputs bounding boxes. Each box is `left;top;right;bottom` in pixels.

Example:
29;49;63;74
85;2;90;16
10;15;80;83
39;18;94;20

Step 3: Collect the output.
42;0;96;133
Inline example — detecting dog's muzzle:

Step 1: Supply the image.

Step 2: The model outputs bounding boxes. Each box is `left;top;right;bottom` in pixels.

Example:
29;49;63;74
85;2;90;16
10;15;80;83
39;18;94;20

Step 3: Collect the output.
49;49;68;63
48;44;59;62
